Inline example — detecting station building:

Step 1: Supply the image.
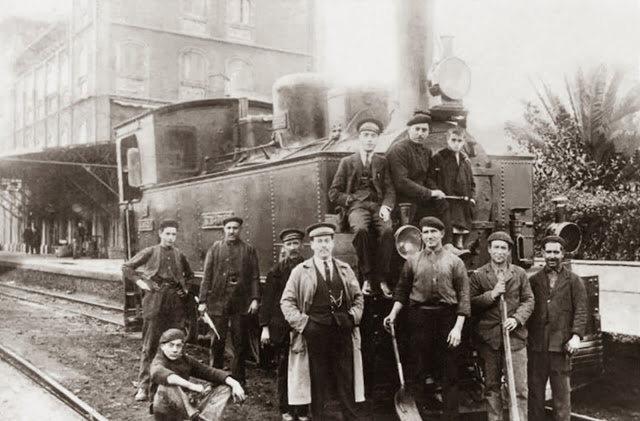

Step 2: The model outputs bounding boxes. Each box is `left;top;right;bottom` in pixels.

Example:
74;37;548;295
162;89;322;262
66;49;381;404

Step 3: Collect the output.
1;0;314;257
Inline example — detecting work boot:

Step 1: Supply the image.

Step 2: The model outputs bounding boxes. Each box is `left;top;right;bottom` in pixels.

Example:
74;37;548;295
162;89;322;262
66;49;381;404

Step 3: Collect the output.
134;387;149;402
281;413;294;421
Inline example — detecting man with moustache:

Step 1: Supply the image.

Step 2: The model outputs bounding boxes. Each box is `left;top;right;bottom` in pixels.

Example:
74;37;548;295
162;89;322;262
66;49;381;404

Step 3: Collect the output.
123;218;194;402
383;216;469;420
469;231;534;421
281;222;365;421
198;216;260;385
386;110;451;243
328;118;396;297
527;236;586;421
259;228;308;421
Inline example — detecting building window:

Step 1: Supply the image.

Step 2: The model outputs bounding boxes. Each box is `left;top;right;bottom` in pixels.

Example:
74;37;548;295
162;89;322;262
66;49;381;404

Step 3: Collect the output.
116;41;148;96
181;0;206;17
179;50;207;100
24;74;34;124
225;58;253;96
59;50;70;107
77;120;87;144
35;67;46;119
60;120;69;146
76;0;91;29
46;58;58;113
180;0;207;34
14;80;23;130
76;44;88;98
227;0;253;41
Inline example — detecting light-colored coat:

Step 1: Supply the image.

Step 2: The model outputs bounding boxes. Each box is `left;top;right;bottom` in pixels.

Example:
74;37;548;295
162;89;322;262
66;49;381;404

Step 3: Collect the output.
280;257;365;405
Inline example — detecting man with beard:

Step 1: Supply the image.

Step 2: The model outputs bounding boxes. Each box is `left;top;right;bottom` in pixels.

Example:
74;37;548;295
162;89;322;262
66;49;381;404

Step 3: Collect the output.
386;110;451;243
469;231;534;421
281;222;366;421
259;228;308;421
328;118;395;297
383;216;469;420
198;216;260;385
527;236;586;421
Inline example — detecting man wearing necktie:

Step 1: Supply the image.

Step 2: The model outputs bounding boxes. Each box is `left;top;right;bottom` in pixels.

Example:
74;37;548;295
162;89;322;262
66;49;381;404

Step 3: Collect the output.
122;219;195;402
328;118;396;298
469;231;534;421
383;216;470;420
280;222;366;421
527;236;586;421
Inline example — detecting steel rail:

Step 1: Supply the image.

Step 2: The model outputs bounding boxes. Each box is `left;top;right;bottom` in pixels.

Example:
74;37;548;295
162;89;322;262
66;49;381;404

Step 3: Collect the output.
546;406;607;421
0;282;121;312
0;343;110;421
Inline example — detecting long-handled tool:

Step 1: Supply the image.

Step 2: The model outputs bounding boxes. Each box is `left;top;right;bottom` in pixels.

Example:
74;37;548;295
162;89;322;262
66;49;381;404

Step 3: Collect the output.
500;294;521;421
390;323;422;421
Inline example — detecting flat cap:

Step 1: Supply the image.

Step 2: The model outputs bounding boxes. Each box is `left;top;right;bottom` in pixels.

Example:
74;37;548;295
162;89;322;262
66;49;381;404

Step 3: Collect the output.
419;216;445;231
407;110;432;126
542;235;565;248
159;219;179;231
487;231;514;246
159;328;186;344
307;222;336;238
279;228;304;242
357;118;383;134
222;216;243;226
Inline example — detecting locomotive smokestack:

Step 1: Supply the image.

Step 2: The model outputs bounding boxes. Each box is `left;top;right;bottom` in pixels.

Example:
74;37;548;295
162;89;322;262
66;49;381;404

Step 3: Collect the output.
389;0;436;129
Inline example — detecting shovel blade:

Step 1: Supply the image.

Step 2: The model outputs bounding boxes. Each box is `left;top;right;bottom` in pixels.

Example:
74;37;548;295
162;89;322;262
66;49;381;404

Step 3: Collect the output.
394;386;423;421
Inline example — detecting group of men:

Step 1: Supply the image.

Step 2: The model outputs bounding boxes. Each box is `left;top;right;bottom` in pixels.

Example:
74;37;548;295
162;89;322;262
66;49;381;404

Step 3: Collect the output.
122;111;587;421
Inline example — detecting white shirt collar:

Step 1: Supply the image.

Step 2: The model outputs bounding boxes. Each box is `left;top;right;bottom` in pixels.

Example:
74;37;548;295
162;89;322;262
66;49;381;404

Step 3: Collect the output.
360;150;372;166
313;256;333;280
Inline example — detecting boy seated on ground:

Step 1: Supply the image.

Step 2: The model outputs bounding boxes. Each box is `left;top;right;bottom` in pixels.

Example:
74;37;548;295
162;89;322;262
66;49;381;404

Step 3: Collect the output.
150;328;246;421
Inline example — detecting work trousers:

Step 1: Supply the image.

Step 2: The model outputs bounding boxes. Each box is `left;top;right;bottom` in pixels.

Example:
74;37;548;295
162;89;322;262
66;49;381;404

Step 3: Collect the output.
210;313;249;383
406;306;461;421
348;201;394;284
304;320;360;421
478;343;528;421
138;289;186;392
528;351;572;421
412;199;452;244
153;384;231;421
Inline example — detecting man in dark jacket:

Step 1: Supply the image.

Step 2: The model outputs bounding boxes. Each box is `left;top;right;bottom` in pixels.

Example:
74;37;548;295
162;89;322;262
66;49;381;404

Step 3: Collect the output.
150;328;246;421
386;110;451;243
527;236;587;421
469;231;534;421
259;228;307;421
198;216;260;384
328;118;396;297
122;219;194;402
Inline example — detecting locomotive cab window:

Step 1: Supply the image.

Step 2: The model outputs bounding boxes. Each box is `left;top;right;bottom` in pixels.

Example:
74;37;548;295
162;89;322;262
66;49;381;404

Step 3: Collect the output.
157;126;199;181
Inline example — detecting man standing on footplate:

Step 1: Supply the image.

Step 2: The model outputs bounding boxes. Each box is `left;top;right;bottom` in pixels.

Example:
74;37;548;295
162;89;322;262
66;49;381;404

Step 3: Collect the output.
383;216;469;420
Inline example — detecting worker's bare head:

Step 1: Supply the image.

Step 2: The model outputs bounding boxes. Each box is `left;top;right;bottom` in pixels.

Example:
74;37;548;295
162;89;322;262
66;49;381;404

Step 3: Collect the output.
158;219;179;247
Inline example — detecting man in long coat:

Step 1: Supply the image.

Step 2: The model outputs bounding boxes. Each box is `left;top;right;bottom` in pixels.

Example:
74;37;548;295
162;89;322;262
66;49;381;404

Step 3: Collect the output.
280;222;365;421
198;216;260;385
328;118;395;297
527;235;586;421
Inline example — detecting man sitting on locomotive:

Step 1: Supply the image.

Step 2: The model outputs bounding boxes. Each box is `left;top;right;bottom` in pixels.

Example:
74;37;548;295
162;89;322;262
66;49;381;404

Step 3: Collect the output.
150;328;246;421
431;127;476;249
328;118;396;297
123;218;195;402
386;110;451;243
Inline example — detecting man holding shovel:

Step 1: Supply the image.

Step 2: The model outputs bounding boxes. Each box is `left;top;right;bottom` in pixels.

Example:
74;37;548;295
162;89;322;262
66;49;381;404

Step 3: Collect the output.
469;231;534;421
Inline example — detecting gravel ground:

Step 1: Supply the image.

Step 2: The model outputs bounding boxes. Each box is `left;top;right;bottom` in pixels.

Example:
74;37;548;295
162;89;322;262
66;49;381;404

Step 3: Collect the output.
0;295;638;421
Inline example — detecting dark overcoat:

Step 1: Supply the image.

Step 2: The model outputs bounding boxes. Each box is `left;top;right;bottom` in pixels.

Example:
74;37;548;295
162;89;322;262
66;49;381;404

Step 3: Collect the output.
431;148;476;230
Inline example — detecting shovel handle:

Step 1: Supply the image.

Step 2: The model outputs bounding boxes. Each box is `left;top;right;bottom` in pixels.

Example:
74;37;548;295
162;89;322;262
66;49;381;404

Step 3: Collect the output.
389;323;406;387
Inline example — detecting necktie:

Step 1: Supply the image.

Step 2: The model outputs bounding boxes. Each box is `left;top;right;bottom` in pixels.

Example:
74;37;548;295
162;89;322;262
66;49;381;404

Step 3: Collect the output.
365;154;371;167
323;261;331;283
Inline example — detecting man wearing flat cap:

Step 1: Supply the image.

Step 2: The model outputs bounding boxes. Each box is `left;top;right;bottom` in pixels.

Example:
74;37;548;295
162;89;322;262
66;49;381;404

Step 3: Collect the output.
386;110;452;243
122;218;195;402
328;118;396;298
198;216;260;385
469;231;534;421
259;228;308;421
281;222;366;421
527;235;586;421
384;216;469;419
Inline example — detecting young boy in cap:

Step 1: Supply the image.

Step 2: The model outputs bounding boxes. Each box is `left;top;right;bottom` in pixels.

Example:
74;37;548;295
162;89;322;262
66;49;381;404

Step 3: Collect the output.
384;216;469;420
328;118;396;297
469;231;534;421
150;328;246;421
280;222;366;421
123;218;195;402
431;127;476;249
198;216;260;385
259;228;309;421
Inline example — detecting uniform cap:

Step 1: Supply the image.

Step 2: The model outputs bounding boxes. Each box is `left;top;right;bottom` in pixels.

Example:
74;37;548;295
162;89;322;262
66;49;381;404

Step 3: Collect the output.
407;110;432;126
159;328;186;344
487;231;514;246
542;235;565;248
279;228;305;242
306;222;336;238
356;118;383;134
222;216;243;226
419;216;445;231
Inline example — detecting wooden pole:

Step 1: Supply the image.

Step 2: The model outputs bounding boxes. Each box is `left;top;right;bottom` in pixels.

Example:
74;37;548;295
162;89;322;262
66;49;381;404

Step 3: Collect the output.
500;294;521;421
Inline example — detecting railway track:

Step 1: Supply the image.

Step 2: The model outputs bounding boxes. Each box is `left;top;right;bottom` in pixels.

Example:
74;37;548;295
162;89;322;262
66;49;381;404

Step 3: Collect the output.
0;343;110;421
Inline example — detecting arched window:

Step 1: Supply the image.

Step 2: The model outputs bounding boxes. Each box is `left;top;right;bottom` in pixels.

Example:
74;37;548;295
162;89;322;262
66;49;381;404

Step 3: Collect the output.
179;50;207;100
225;58;253;96
116;41;148;96
228;0;252;25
